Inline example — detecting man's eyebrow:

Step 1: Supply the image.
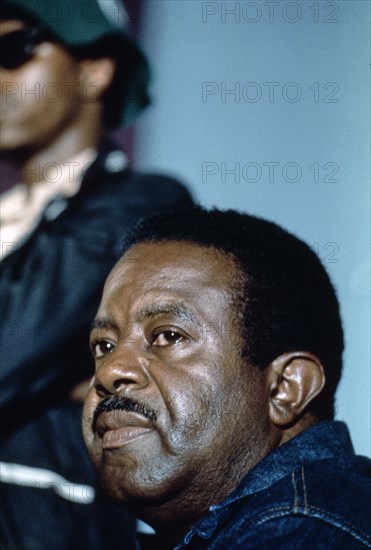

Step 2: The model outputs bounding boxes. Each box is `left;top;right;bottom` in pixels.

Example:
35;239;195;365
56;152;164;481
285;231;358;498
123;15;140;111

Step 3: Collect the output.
136;303;199;326
90;318;117;333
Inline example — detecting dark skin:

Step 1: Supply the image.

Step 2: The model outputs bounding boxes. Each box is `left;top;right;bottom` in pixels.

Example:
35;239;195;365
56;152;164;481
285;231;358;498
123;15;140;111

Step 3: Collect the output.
0;17;116;401
83;241;325;547
0;18;115;184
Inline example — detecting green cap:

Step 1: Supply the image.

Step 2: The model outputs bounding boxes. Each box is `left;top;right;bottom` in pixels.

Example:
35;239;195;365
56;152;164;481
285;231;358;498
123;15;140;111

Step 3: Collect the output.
0;0;151;126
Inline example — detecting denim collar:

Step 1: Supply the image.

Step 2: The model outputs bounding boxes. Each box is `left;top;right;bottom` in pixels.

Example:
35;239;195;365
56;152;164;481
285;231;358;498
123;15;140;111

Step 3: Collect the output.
178;421;354;547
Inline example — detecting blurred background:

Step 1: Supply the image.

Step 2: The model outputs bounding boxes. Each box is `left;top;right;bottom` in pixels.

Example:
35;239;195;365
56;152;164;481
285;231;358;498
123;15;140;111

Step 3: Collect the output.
135;0;370;456
1;0;369;456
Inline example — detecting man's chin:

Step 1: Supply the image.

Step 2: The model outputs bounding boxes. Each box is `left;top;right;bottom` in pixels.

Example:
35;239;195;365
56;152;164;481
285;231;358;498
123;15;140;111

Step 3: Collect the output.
96;463;185;512
99;471;168;505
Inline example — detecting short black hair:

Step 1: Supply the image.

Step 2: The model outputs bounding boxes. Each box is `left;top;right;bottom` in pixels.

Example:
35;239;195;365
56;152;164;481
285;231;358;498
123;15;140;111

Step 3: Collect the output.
121;206;344;420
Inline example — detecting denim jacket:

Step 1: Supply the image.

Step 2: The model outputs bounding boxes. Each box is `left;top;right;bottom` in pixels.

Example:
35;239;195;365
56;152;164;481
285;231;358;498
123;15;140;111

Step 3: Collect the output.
175;421;371;549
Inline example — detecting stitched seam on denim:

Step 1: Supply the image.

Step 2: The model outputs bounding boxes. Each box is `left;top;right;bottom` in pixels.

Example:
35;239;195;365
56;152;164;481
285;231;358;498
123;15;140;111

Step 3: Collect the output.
291;466;308;512
234;507;291;539
301;466;308;512
301;505;371;547
240;506;371;547
291;470;298;512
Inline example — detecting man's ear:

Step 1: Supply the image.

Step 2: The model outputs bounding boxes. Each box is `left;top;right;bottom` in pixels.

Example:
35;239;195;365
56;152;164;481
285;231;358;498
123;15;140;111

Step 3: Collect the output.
267;352;325;427
79;57;116;101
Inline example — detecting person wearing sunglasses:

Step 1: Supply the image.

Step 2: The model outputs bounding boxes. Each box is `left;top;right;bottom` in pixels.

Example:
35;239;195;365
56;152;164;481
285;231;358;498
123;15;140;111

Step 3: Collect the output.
0;1;193;548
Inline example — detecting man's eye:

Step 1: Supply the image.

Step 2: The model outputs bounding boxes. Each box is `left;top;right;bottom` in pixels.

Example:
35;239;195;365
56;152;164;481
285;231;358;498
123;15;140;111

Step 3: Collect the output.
91;340;115;358
152;331;183;347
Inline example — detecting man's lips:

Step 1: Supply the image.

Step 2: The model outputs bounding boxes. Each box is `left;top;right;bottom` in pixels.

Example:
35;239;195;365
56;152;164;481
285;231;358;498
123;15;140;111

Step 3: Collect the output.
95;410;154;450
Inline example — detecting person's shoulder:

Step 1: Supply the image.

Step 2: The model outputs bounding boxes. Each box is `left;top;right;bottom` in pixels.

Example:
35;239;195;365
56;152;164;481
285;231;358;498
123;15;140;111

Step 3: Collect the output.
300;450;371;512
79;164;193;216
53;165;193;253
113;171;194;207
220;454;371;549
81;144;193;207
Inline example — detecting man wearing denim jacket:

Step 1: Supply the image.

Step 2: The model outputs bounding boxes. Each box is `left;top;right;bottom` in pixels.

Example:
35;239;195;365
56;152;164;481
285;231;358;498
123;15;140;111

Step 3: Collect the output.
83;206;371;549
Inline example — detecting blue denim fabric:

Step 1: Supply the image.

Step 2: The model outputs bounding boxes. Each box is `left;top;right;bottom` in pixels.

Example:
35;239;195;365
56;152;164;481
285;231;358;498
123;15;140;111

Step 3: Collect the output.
175;421;371;549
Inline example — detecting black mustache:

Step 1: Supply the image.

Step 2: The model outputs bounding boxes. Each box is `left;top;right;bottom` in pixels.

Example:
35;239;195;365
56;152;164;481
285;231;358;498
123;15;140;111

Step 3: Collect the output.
92;395;157;432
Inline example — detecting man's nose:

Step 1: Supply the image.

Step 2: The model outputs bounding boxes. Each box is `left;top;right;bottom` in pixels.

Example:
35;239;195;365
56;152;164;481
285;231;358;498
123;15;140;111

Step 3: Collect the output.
94;345;149;395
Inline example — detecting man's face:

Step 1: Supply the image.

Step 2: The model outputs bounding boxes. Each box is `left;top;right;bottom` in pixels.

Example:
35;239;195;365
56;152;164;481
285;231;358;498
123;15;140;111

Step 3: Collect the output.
0;19;88;153
83;242;275;521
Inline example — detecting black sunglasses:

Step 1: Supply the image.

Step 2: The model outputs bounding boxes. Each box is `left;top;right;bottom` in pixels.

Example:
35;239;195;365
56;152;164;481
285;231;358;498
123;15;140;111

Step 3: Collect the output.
0;28;45;70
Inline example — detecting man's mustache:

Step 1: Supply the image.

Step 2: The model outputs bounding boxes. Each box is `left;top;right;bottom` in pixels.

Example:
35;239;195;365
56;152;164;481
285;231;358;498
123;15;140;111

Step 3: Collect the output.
92;395;158;432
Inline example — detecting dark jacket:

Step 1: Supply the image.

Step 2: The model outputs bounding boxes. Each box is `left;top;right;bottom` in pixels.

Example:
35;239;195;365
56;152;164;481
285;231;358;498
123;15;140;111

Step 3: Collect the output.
0;143;193;550
174;421;371;549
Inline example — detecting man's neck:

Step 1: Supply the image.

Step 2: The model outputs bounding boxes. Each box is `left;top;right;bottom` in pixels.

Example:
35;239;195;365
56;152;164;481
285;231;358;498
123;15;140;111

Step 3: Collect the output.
278;413;319;446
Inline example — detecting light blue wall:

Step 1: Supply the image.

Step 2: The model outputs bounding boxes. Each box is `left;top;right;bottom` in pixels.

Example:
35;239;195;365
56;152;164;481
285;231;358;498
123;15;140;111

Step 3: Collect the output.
136;0;370;456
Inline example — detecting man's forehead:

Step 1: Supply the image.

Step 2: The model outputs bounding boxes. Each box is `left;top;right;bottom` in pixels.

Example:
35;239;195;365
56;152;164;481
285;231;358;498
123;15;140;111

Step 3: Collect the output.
119;240;239;270
102;241;240;309
122;240;216;264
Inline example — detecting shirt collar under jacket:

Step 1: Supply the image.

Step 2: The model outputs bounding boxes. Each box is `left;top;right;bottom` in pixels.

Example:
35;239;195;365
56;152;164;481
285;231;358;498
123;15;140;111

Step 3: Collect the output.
0;148;97;261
